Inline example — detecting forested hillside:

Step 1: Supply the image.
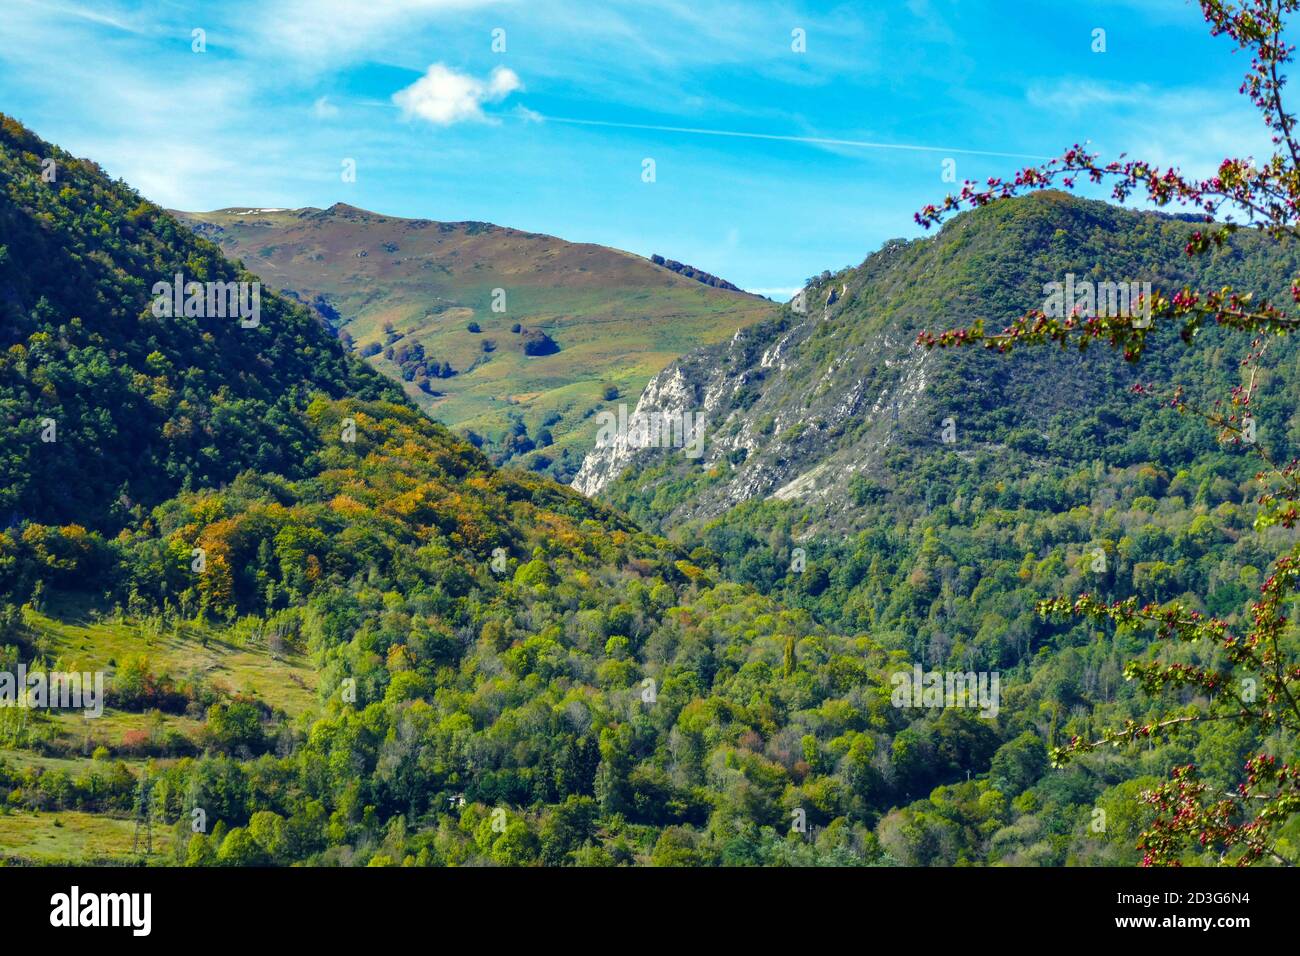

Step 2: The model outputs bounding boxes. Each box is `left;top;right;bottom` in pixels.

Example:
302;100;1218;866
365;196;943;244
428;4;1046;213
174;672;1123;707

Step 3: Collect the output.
1;114;1294;867
580;191;1300;864
0;117;402;532
0;117;1033;867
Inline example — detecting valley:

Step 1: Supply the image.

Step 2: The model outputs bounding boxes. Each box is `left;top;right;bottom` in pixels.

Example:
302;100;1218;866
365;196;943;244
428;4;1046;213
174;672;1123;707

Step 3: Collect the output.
0;105;1297;870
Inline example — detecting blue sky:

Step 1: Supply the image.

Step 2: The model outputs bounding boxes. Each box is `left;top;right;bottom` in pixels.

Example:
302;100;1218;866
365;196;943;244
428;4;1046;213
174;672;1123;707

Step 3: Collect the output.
0;0;1277;295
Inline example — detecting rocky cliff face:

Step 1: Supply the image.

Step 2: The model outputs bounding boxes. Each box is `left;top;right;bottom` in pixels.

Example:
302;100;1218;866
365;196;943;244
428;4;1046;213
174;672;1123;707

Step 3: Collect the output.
571;243;939;522
572;191;1300;530
571;364;703;496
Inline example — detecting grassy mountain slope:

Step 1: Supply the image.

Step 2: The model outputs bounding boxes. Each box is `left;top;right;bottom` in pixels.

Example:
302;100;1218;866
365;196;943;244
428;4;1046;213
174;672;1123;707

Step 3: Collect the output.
175;204;776;482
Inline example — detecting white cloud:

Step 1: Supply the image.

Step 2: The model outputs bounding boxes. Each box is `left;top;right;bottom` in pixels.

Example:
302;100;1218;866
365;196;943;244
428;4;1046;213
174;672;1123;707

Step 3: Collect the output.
392;64;521;125
312;96;340;118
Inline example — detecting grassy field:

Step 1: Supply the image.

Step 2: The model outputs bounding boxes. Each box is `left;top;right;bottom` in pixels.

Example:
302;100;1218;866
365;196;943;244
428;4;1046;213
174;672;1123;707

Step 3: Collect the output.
27;600;318;717
9;599;317;757
0;747;145;773
176;205;776;478
0;810;141;864
0;601;321;863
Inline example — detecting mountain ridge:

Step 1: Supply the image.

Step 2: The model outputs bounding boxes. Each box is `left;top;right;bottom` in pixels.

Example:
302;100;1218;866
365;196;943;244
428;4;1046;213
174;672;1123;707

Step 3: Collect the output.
579;190;1300;533
174;202;776;482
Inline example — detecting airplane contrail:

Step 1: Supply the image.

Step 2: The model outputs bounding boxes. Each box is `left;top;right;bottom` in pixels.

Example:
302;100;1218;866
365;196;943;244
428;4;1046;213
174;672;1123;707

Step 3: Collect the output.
537;115;1052;161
